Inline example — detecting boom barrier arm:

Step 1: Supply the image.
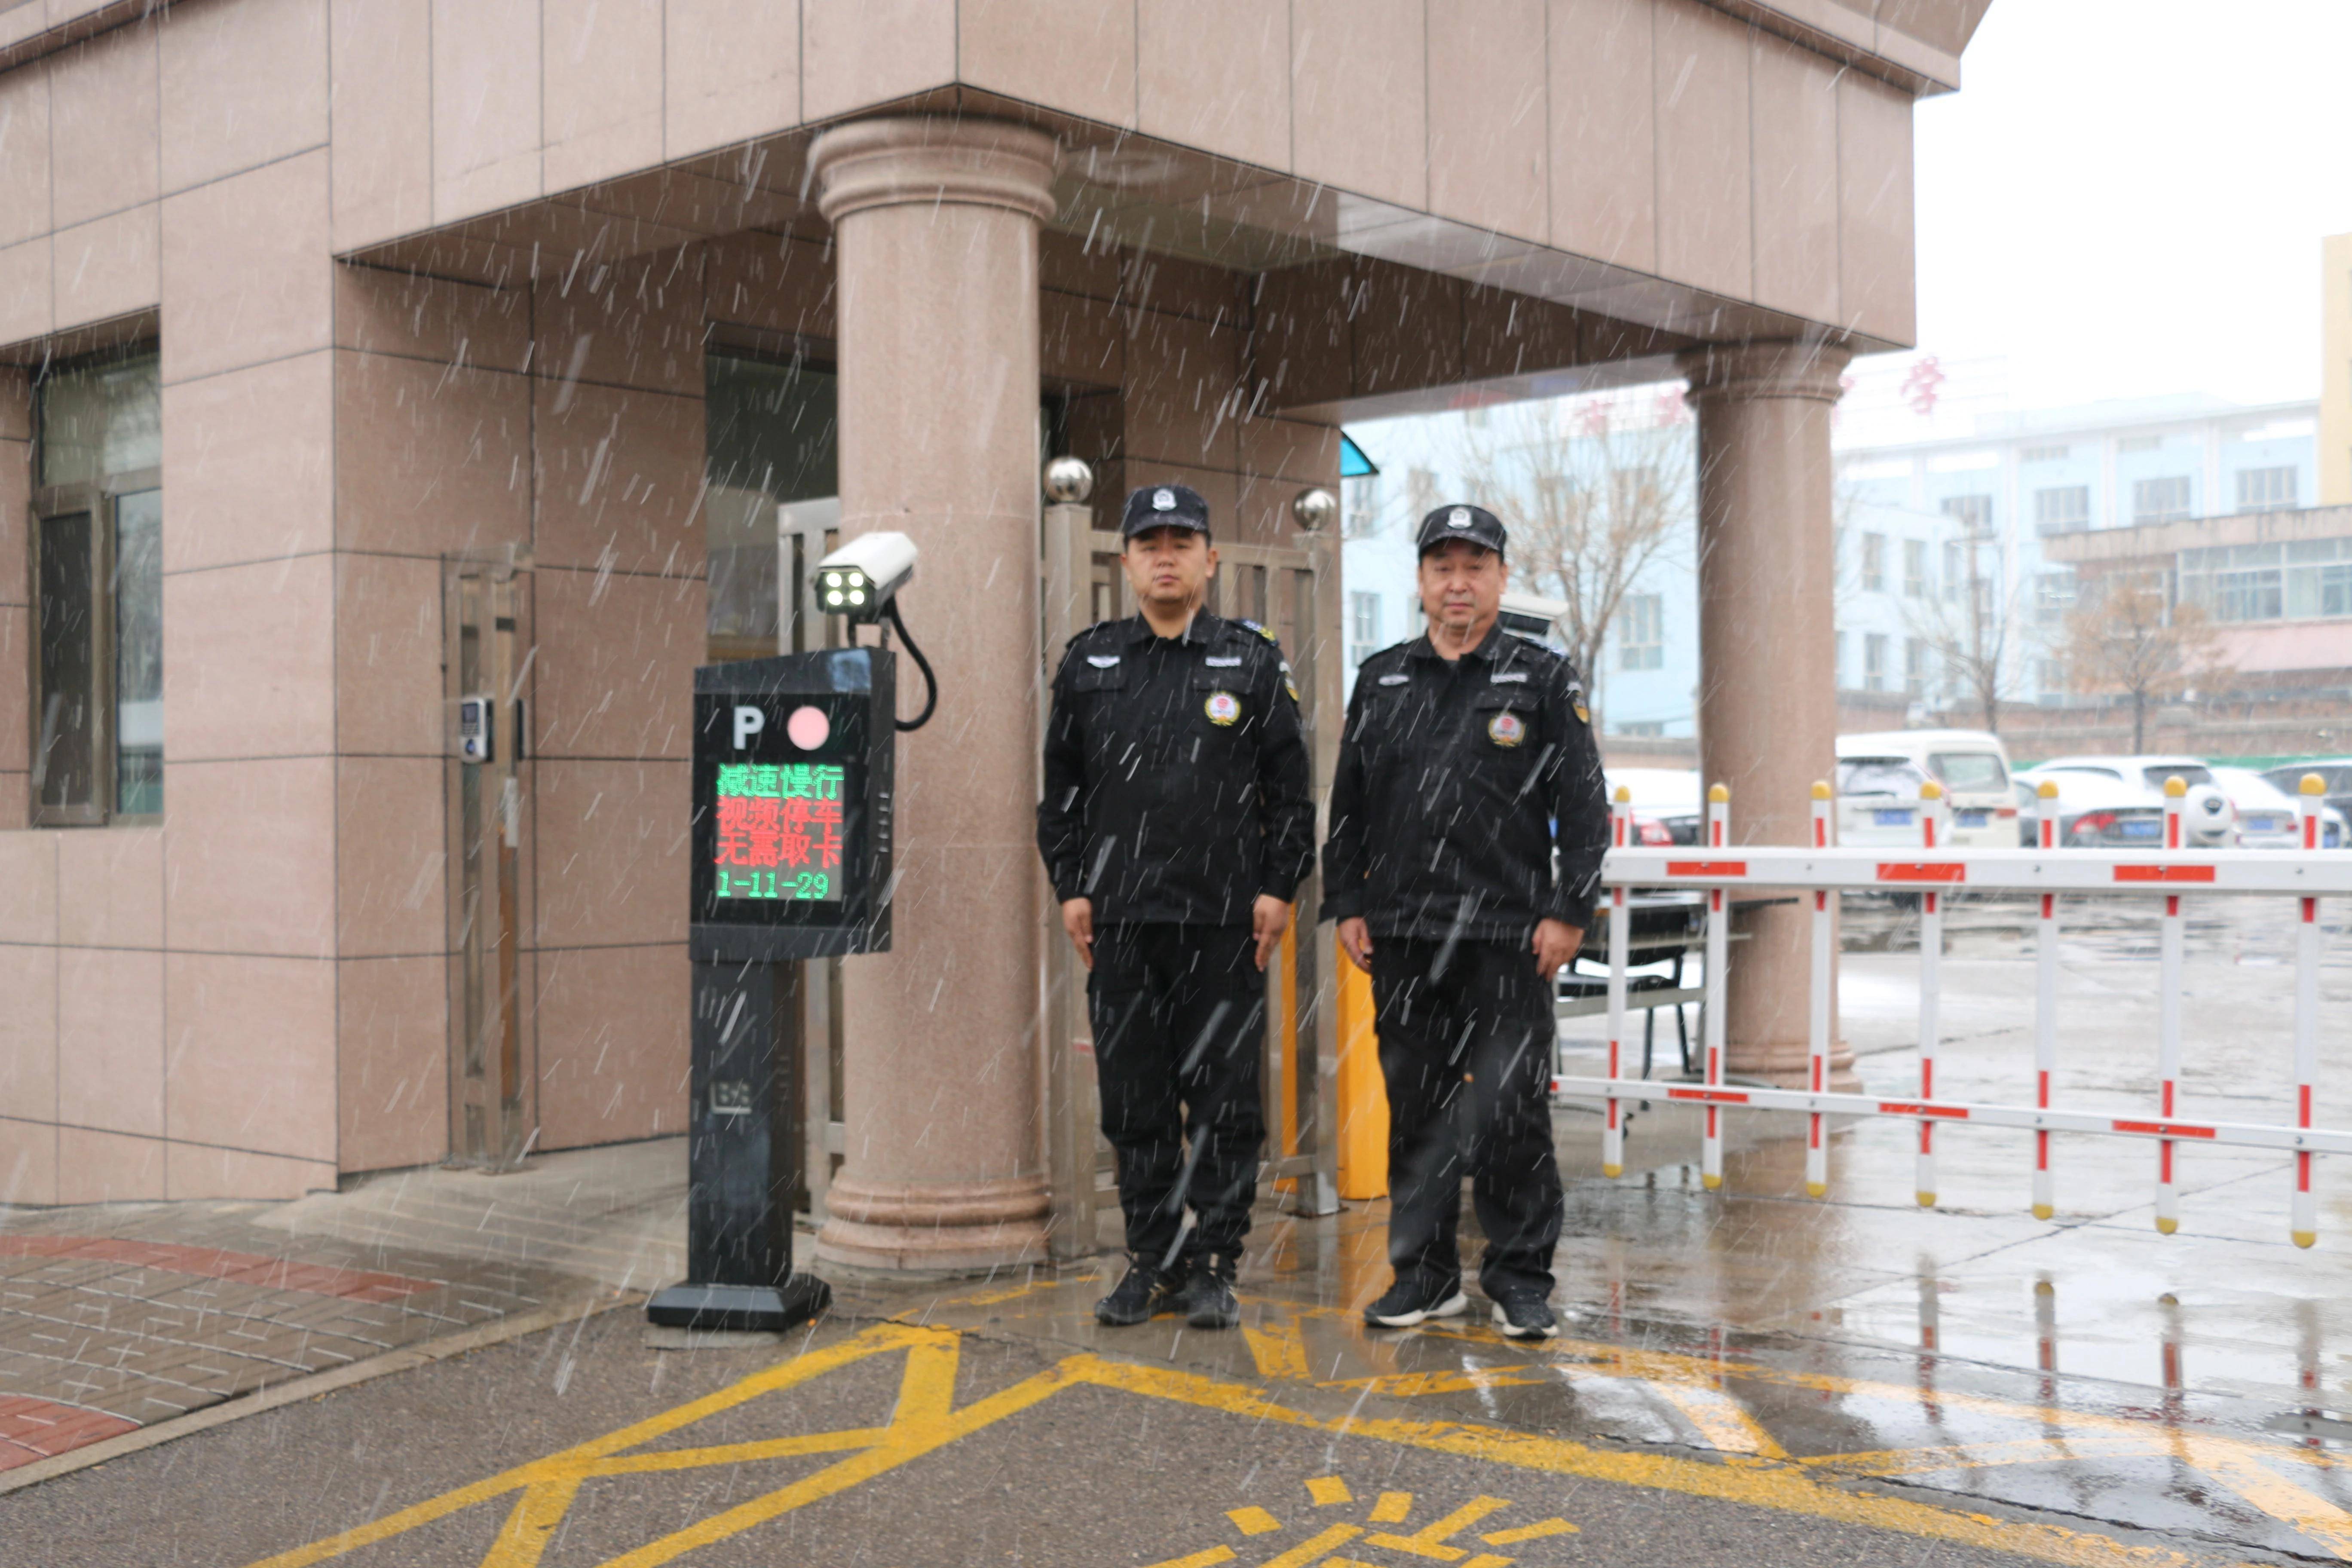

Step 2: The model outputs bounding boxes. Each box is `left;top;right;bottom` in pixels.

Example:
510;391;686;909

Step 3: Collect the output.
1560;778;2345;1249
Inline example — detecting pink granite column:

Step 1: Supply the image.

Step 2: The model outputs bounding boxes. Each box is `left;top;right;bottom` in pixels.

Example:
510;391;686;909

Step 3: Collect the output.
810;118;1057;1271
1681;340;1858;1090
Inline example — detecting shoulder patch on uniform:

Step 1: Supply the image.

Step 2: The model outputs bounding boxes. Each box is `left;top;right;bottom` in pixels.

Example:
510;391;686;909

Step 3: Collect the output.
1240;619;1279;644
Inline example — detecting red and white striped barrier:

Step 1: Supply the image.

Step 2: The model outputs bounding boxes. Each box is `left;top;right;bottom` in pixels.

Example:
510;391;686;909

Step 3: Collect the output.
1562;775;2347;1245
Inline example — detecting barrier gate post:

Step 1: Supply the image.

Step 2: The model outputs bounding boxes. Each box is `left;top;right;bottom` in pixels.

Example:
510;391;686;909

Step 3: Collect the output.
2296;774;2323;1247
2157;776;2187;1234
1602;788;1631;1179
1807;782;1831;1197
1917;780;1944;1208
1701;784;1729;1189
2034;778;2060;1220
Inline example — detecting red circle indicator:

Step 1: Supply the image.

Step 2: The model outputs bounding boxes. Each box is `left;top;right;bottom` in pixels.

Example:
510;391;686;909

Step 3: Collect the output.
787;705;830;750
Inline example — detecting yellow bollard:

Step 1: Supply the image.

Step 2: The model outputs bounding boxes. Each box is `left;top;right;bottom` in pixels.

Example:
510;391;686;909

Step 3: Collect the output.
1334;955;1389;1200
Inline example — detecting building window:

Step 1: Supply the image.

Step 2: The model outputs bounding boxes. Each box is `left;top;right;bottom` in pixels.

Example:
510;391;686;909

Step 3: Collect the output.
1863;633;1888;692
1941;540;1963;601
31;348;162;825
1903;637;1926;697
2132;475;2193;525
2117;433;2163;454
2037;658;2066;695
1619;593;1663;671
1348;591;1384;667
2021;444;2069;463
1613;720;1665;738
1902;538;1926;598
2034;485;2091;535
2235;466;2298;512
1834;630;1847;686
1860;532;1886;593
1343;474;1382;537
1940;494;1994;535
2214;568;2284;622
2034;569;2077;626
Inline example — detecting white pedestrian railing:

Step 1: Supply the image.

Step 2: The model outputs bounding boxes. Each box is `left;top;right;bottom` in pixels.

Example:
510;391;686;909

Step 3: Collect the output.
1559;775;2348;1246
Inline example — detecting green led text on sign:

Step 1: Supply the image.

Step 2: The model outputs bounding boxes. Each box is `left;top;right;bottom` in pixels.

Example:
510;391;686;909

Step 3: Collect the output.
714;762;844;901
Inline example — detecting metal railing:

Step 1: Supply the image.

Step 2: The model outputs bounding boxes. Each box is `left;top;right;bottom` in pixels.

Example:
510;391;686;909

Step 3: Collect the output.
1556;775;2349;1246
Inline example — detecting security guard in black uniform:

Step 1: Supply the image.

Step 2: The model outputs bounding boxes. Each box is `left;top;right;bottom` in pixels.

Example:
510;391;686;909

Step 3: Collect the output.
1039;483;1316;1329
1323;503;1610;1340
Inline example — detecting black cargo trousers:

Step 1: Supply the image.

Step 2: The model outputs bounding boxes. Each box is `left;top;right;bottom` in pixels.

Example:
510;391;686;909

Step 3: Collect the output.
1370;936;1563;1299
1088;923;1267;1271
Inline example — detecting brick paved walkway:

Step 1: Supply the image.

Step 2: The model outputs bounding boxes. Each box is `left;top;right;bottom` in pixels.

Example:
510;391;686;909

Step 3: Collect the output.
0;1141;684;1474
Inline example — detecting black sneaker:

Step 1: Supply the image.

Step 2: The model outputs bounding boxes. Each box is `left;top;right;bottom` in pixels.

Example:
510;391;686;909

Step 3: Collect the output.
1176;1254;1240;1329
1364;1275;1469;1329
1491;1289;1559;1339
1094;1262;1175;1326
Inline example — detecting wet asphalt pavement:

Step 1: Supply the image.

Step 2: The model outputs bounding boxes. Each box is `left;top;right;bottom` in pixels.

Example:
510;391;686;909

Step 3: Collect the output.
7;893;2352;1566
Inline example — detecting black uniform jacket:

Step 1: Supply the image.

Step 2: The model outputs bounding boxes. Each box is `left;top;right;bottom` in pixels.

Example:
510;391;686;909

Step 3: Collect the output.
1038;611;1317;926
1321;622;1610;941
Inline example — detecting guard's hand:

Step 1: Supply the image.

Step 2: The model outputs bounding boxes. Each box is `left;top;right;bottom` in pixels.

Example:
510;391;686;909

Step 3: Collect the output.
1337;916;1374;973
1533;917;1583;978
1061;897;1095;971
1251;895;1292;972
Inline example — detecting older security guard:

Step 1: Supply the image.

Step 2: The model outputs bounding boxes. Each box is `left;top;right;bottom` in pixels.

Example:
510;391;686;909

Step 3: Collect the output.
1039;483;1316;1329
1323;503;1610;1339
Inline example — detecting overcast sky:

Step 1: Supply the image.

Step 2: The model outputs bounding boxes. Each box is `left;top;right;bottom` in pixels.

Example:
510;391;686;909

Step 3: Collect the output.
1911;1;2352;412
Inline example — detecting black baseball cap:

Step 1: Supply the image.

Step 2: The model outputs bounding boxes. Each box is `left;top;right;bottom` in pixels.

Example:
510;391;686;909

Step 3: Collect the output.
1121;483;1211;539
1415;502;1507;557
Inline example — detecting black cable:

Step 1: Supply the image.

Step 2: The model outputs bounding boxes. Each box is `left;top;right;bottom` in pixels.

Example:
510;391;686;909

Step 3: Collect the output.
883;600;939;732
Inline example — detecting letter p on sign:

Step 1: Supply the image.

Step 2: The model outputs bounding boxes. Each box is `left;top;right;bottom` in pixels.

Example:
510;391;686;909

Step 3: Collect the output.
732;705;765;748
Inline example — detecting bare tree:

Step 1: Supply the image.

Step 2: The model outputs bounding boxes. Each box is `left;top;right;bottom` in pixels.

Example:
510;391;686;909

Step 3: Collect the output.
2060;568;2227;751
1907;531;2020;732
1446;398;1692;699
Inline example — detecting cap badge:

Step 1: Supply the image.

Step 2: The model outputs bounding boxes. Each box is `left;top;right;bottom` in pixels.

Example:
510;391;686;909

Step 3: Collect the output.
1153;488;1176;511
1448;507;1471;528
1204;691;1243;727
1487;710;1525;747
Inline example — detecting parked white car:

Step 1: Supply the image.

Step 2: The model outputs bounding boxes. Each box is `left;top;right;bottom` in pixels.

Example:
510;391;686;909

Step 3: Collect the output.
2020;756;2235;847
1835;729;2016;848
2212;766;2349;848
1605;767;1703;846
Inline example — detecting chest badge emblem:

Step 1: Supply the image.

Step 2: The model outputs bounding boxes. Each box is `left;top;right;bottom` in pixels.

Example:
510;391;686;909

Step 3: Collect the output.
1487;710;1526;747
1204;691;1243;726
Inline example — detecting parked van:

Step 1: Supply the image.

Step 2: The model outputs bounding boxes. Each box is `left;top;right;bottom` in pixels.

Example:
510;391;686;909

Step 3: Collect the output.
1834;729;2017;849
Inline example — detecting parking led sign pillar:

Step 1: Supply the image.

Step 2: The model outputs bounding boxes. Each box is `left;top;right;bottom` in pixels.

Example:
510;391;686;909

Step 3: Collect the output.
648;649;899;1332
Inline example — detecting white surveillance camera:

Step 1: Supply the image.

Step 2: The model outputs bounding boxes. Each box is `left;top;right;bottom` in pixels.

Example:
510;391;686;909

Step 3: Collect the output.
814;531;918;623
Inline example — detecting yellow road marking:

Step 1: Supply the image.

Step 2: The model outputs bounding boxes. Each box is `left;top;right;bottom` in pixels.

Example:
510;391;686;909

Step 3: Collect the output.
1228;1506;1283;1534
2178;1436;2352;1560
1066;1355;2211;1567
1366;1493;1512;1559
1320;1368;1551;1399
1461;1555;1514;1568
1801;1436;2171;1479
1262;1523;1364;1567
1306;1475;1354;1506
240;1321;2302;1568
1142;1550;1236;1568
1644;1381;1790;1459
1484;1518;1578;1544
242;1320;943;1568
1245;1319;1313;1381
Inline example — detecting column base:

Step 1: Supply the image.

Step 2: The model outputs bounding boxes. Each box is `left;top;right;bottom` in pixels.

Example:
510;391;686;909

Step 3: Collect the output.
1722;1038;1862;1093
813;1174;1052;1274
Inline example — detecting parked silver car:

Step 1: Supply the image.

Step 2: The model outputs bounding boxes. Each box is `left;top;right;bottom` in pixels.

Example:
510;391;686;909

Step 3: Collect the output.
2018;756;2233;848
